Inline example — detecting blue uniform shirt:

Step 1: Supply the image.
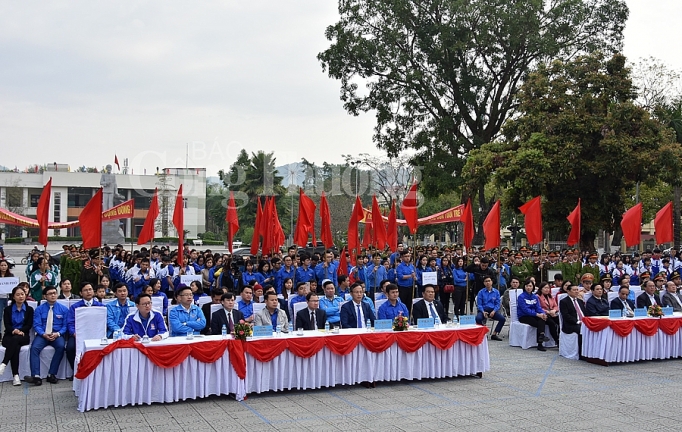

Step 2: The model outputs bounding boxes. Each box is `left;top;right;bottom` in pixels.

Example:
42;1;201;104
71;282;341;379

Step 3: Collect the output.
377;300;409;320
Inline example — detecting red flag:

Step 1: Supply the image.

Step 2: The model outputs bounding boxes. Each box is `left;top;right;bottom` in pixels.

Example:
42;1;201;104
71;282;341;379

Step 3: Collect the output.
173;185;184;266
261;197;273;255
337;247;348;276
482;200;500;251
654;202;673;245
347;196;364;265
226;191;240;253
361;220;372;249
319;192;334;248
137;188;159;245
566;199;581;247
387;201;398;253
114;155;120;171
621;203;642;248
401;182;419;234
519;196;543;246
250;198;263;256
371;195;387;250
271;197;286;254
79;188;103;249
461;198;475;249
37;178;52;248
294;189;316;247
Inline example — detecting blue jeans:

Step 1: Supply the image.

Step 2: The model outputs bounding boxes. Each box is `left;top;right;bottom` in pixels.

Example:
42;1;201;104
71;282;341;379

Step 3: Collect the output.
30;335;65;376
476;310;506;334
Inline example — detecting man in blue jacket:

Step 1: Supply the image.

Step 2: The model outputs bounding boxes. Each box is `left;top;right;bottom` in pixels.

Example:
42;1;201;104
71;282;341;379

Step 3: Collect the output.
169;285;206;336
315;250;338;288
475;276;505;341
107;283;135;338
319;279;343;327
66;282;105;372
123;294;168;341
24;286;68;386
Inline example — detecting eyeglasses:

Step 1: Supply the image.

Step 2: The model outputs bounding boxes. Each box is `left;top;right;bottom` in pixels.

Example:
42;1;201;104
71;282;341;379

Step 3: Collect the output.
178;293;193;297
139;302;152;306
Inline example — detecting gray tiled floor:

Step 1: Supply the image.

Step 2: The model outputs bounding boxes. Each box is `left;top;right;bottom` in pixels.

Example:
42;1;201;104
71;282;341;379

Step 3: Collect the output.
2;329;682;431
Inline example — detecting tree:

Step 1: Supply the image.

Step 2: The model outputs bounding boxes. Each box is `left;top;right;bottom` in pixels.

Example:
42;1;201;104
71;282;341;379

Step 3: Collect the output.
217;150;289;234
342;153;415;211
463;53;681;249
318;0;629;231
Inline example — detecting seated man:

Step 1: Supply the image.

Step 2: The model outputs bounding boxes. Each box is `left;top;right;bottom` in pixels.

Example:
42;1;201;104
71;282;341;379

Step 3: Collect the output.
661;281;682;312
237;286;255;323
636;280;660;309
210;292;245;335
264;286;290;321
559;284;585;334
288;282;309;318
254;292;289;332
474;277;505;341
66;282;105;372
377;283;409;321
412;284;447;324
610;286;635;317
201;289;224;334
106;283;135;338
340;283;376;329
318;279;343;327
295;292;327;331
24;287;68;386
123;294;168;341
168;285;207;337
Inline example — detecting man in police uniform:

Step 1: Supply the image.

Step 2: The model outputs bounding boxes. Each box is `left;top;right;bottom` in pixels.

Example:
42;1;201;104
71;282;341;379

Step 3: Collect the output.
582;253;600;281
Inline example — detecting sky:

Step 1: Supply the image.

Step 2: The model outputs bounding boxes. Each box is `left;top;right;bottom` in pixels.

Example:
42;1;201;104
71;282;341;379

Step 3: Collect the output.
0;0;680;177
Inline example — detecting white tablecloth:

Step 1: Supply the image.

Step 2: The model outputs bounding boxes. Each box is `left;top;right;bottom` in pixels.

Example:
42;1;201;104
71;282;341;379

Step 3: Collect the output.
246;327;490;394
581;316;682;362
76;336;246;412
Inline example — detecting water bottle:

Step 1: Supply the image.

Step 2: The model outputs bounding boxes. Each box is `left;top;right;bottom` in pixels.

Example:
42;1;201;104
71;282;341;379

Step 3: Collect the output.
221;324;227;339
324;321;330;333
288;322;294;334
435;315;442;328
276;324;282;336
114;330;121;341
365;319;371;332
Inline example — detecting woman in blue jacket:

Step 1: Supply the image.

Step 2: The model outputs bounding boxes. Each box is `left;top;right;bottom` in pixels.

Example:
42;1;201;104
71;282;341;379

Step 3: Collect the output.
517;278;550;351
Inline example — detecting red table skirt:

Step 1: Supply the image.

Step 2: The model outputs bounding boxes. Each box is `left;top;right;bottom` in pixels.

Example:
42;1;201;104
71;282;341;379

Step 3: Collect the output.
76;327;488;379
582;316;682;338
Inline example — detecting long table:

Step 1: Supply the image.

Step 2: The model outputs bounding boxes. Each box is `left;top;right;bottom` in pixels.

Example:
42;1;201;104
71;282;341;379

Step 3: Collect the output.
582;315;682;363
76;325;489;411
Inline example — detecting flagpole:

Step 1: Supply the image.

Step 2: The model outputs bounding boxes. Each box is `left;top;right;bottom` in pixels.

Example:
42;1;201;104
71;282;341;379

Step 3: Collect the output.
409;227;418;320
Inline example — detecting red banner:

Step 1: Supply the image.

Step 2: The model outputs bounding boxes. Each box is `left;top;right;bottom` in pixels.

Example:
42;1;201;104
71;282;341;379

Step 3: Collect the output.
101;199;135;222
360;204;464;226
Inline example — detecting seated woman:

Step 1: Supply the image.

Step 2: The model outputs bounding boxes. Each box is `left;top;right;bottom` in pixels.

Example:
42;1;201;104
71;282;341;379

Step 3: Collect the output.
600;275;614;295
536;282;560;343
517;278;551;351
189;281;207;304
585;284;609;316
1;286;34;386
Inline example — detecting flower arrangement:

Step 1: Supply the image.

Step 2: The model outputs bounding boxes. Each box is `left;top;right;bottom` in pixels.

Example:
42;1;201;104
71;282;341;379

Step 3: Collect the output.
648;304;663;317
393;312;409;331
233;320;252;340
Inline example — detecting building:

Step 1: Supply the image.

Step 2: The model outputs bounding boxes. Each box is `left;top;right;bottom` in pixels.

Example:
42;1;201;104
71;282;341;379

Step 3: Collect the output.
0;167;206;240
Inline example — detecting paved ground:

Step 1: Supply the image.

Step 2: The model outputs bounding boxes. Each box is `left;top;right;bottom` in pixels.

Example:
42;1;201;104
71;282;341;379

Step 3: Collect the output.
1;325;681;432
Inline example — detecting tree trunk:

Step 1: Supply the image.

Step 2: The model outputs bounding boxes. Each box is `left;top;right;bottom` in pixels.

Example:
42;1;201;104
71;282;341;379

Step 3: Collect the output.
474;183;487;245
580;232;596;252
675;186;681;250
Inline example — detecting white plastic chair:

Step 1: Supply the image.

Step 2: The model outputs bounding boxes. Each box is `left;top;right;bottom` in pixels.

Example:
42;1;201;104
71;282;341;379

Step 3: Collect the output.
508;289;556;349
196;296;212;307
412;297;423;304
607;292;619;303
375;299;388;312
557;293;579;360
253;303;266;316
210;303;222;321
293;302;307;318
151;296;163;314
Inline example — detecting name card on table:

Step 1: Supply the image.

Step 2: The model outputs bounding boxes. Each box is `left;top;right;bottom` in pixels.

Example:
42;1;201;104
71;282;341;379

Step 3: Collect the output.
459;315;476;326
609;309;623;319
662;306;674;316
417;318;435;329
252;326;273;338
0;277;20;295
374;319;393;330
634;308;648;317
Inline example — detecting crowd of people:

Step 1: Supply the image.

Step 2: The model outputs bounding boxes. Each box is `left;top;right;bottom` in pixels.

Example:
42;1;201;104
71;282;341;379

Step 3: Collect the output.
2;242;682;385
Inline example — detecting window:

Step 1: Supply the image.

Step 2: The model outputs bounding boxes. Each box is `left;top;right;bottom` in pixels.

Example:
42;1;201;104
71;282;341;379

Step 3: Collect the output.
68;187;94;207
30;194;40;207
53;192;61;222
183;198;188;209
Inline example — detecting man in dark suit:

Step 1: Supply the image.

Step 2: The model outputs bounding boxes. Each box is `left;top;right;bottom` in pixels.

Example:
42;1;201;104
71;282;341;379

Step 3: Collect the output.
202;289;224;335
662;281;682;312
295;292;327;330
610;286;635;317
412;284;447;324
637;280;660;309
210;292;245;335
340;283;375;329
559;284;585;335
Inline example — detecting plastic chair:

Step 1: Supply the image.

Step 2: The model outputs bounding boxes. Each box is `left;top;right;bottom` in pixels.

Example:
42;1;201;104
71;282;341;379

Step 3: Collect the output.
293;302;307;318
375;299;388;312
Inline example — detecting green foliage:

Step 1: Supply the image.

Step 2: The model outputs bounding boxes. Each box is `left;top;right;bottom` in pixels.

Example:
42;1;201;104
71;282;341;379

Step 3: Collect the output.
463;53;681;247
319;0;629;199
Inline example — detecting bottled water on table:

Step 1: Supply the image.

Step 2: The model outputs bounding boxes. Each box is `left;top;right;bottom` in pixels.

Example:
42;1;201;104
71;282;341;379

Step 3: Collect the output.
221;324;227;339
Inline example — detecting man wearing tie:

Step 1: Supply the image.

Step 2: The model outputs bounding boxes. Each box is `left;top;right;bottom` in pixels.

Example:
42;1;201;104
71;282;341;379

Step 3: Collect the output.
24;287;69;386
210;292;245;335
610;286;636;317
340;283;376;329
65;282;105;374
637;280;659;309
661;280;682;312
559;284;586;334
295;293;327;331
411;284;447;324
